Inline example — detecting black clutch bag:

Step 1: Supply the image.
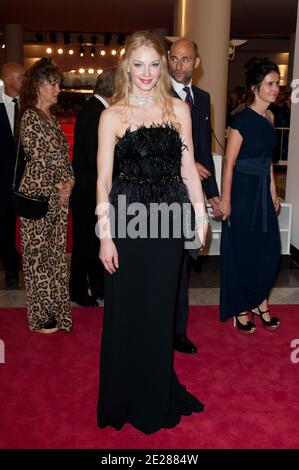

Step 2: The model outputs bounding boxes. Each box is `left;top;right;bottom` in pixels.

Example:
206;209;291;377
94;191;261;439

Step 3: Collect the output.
11;190;48;220
11;138;49;220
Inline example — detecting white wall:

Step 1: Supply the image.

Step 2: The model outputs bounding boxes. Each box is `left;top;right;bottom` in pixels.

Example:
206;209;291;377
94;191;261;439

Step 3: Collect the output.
286;6;299;250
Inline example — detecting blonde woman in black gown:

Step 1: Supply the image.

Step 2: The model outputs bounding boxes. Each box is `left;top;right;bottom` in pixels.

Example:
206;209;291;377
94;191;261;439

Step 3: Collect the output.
220;58;281;333
96;31;209;434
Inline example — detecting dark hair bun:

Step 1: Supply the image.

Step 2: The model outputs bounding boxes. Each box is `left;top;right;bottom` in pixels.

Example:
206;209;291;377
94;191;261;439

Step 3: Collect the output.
244;57;279;89
40;57;52;64
244;57;263;74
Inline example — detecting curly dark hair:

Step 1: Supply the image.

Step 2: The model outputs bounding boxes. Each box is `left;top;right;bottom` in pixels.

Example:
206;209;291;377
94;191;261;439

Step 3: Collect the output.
20;57;64;116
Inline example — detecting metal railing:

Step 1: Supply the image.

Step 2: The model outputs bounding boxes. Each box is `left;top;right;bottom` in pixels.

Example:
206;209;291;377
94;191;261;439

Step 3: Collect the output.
274;127;290;165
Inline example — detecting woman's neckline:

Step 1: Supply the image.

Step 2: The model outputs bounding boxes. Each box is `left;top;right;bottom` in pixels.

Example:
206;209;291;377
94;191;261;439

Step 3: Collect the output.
34;107;56;125
116;121;176;141
247;106;273;126
247;106;267;119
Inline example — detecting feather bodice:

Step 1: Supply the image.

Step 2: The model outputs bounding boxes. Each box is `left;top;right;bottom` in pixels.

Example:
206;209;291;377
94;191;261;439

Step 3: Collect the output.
109;124;190;206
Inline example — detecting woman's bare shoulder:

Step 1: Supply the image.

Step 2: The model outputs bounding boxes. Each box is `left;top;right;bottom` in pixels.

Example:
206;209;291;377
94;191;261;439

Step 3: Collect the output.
99;105;120;126
171;97;190;116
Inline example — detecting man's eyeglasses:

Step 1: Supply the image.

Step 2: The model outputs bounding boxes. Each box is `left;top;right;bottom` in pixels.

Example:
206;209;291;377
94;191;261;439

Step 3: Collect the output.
168;56;193;64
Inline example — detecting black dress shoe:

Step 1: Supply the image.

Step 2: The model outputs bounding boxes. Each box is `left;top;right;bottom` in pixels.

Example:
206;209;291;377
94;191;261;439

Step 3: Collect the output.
174;334;198;354
89;285;104;300
70;294;99;307
91;290;104;301
5;271;19;289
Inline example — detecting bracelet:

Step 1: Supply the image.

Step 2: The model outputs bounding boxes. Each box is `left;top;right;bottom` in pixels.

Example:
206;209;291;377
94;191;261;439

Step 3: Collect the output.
195;213;209;225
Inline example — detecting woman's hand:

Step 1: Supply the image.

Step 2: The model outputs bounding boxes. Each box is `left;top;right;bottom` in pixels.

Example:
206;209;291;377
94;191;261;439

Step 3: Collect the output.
219;199;231;220
99;239;119;274
66;178;75;192
198;218;209;248
56;180;73;206
271;192;280;212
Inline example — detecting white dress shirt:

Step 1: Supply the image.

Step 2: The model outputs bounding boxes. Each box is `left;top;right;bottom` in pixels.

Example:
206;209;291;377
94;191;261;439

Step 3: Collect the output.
170;77;194;102
3;93;19;134
94;94;109;109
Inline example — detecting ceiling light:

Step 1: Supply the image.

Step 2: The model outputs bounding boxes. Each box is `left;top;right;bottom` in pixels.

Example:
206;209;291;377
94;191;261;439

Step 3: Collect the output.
111;49;117;56
100;50;106;56
68;49;74;55
58;48;63;54
88;68;94;74
97;69;103;74
79;47;84;57
46;47;52;54
90;46;96;58
79;68;85;74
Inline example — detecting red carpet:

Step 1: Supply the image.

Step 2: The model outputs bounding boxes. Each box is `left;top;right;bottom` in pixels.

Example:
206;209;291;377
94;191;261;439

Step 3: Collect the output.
0;305;299;449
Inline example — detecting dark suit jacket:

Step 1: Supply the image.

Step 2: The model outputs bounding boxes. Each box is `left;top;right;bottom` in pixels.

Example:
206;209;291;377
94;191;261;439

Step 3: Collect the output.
71;96;106;210
173;85;219;200
0;103;18;205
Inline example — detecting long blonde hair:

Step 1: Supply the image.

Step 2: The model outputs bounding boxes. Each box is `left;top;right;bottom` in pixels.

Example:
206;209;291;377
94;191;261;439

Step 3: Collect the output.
113;31;178;127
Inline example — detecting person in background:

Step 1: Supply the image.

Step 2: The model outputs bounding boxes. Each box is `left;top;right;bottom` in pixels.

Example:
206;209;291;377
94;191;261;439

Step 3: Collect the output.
220;58;281;333
69;67;117;307
168;38;221;354
0;63;24;289
19;57;74;333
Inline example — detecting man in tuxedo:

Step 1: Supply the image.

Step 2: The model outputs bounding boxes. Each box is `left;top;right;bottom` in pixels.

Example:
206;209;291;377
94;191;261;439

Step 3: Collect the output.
0;63;24;288
169;38;221;354
69;67;116;306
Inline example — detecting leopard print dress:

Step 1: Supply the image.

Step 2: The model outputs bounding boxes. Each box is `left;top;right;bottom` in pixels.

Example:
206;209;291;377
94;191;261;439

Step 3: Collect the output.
19;108;74;331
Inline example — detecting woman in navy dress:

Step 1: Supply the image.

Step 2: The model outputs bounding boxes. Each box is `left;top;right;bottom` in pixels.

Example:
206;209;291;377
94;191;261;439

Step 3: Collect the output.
220;58;281;333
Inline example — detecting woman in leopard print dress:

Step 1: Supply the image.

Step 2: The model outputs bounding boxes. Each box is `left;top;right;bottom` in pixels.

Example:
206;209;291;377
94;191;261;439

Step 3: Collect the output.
19;58;74;333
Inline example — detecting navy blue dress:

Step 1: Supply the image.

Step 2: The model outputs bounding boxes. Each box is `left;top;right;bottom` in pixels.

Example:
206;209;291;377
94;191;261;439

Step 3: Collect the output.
220;108;281;320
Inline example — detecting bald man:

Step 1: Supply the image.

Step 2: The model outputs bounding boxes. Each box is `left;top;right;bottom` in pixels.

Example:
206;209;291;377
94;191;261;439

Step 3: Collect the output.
168;39;220;354
0;62;24;288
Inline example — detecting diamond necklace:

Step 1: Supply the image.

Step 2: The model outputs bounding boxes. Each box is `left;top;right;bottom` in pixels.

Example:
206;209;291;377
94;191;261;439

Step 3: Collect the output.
129;94;155;106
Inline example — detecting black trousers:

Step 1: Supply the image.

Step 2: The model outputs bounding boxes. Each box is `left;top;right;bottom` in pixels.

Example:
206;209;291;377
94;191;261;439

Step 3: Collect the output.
175;251;192;335
69;203;104;298
0;197;19;275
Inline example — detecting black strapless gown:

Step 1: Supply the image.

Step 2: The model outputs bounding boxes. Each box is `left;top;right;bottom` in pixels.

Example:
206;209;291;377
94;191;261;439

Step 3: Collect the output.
97;124;204;434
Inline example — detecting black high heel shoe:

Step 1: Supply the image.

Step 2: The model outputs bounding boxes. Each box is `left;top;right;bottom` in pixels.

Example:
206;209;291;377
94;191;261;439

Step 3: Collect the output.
251;307;280;330
233;312;256;334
